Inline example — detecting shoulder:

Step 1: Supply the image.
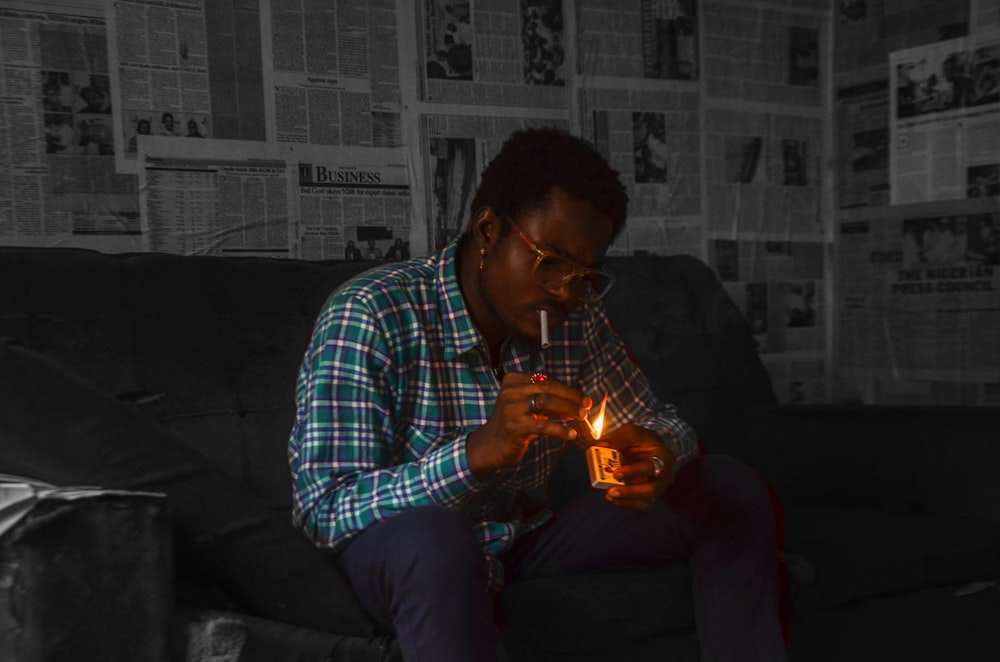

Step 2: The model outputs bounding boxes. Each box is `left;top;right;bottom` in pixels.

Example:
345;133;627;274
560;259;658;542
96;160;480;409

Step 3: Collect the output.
317;255;440;332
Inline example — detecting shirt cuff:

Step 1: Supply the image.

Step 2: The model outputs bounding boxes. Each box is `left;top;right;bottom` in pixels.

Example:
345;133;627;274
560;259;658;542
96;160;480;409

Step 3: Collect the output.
417;430;480;507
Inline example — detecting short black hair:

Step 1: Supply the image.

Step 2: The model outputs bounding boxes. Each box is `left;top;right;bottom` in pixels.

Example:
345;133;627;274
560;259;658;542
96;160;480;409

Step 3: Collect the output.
470;127;628;239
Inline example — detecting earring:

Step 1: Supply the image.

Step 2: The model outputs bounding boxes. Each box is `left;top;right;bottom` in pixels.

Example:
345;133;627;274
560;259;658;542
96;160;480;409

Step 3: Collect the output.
479;247;486;270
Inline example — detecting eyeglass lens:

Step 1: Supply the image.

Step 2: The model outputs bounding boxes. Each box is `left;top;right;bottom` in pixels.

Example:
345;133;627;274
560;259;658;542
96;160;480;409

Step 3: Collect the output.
533;256;612;301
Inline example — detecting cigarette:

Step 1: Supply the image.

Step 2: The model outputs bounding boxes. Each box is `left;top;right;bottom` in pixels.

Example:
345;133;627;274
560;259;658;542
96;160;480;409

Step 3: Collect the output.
539;310;550;349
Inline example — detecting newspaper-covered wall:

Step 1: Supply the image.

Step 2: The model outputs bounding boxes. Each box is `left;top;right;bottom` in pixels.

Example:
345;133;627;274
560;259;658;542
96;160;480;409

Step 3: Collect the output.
3;0;997;405
832;0;1000;405
699;1;829;403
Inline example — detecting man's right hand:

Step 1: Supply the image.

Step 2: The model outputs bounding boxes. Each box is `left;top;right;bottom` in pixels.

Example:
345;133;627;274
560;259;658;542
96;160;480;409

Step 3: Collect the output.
466;372;592;480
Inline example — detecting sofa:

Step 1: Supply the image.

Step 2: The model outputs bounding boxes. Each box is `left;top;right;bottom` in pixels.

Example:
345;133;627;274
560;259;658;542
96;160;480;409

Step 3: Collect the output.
1;245;998;661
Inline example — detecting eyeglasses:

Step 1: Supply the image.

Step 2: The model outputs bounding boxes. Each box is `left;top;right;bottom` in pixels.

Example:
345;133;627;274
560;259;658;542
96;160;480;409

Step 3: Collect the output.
505;217;615;303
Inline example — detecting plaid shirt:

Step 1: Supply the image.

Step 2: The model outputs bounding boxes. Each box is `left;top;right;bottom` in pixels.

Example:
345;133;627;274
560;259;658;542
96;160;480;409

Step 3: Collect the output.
289;237;698;590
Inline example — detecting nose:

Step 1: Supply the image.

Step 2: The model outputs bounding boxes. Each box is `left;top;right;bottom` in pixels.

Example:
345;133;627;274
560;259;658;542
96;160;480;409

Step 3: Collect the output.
543;277;582;305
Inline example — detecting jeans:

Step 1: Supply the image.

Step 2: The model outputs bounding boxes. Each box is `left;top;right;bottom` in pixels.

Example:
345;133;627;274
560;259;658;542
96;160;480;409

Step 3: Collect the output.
338;455;787;662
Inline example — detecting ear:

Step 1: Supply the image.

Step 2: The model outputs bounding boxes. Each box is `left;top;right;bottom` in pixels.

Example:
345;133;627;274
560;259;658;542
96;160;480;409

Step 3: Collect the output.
471;207;500;252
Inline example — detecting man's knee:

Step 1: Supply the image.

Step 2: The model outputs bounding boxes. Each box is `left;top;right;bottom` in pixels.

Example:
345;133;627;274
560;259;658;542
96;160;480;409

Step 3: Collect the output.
380;506;484;577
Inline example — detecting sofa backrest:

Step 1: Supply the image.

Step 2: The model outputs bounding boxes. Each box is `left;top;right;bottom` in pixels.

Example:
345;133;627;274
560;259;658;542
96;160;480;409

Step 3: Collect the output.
0;247;774;512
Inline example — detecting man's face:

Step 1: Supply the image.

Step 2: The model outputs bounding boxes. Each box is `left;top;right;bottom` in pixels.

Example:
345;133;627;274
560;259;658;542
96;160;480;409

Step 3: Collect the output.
480;186;614;344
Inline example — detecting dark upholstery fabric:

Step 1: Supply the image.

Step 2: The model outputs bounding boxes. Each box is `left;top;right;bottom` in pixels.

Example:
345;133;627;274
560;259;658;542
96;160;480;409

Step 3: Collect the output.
499;564;694;654
0;496;172;661
0;338;376;639
0;247;375;512
743;405;1000;522
787;584;1000;662
784;506;1000;611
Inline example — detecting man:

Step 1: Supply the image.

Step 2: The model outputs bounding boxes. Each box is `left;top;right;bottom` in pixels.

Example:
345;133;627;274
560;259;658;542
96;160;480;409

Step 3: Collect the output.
289;128;786;661
160;112;177;136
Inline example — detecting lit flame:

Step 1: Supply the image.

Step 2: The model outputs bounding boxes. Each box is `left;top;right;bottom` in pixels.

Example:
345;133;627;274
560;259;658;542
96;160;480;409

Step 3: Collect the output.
586;393;608;440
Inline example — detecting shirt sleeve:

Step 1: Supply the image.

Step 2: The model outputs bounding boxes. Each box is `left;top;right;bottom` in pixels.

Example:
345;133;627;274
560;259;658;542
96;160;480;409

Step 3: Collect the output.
288;294;478;551
581;302;700;469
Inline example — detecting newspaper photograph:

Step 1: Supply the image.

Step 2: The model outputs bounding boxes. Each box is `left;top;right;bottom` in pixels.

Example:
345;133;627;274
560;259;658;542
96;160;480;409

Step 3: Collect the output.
788;26;820;87
640;0;698;80
521;0;564;85
428;135;477;250
0;2;142;251
632;111;669;184
424;0;473;82
889;30;1000;204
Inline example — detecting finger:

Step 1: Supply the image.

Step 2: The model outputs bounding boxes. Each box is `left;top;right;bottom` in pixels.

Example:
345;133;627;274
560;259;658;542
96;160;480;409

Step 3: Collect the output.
507;374;592;412
526;389;592;421
604;489;652;511
607;481;657;502
519;411;579;442
614;460;660;483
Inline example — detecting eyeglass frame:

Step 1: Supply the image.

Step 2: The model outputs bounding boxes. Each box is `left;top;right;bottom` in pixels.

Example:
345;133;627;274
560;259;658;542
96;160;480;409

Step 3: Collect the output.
500;215;616;302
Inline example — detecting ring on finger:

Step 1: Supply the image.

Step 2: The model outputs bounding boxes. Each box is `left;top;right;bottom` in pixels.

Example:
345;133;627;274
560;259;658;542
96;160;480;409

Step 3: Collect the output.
650;455;666;478
528;393;541;415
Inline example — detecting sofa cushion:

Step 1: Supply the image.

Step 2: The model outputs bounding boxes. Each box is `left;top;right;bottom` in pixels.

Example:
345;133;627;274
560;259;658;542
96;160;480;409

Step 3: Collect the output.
0;338;376;638
603;254;776;455
785;506;1000;612
499;564;694;654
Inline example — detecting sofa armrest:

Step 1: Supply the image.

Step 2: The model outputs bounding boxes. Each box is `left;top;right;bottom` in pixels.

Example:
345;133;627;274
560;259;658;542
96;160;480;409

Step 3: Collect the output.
742;405;1000;523
0;493;172;661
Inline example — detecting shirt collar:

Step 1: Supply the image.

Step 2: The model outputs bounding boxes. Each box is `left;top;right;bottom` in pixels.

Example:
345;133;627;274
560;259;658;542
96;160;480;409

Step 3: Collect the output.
434;235;542;371
436;235;484;361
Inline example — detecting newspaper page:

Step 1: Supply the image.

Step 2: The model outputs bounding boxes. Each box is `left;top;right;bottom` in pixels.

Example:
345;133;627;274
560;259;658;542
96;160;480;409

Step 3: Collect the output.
295;148;410;261
106;0;267;174
836;77;890;209
837;202;1000;405
889;30;1000;204
582;86;703;258
420;0;567;108
0;1;141;251
709;238;827;403
137;137;294;256
267;0;402;147
421;114;568;251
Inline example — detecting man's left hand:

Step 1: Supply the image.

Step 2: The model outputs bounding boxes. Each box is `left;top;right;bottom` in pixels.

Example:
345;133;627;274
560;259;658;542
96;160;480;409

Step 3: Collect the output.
597;424;677;511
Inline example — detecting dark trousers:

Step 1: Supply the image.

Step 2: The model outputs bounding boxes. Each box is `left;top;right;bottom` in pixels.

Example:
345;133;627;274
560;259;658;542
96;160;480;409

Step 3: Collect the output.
338;455;787;662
